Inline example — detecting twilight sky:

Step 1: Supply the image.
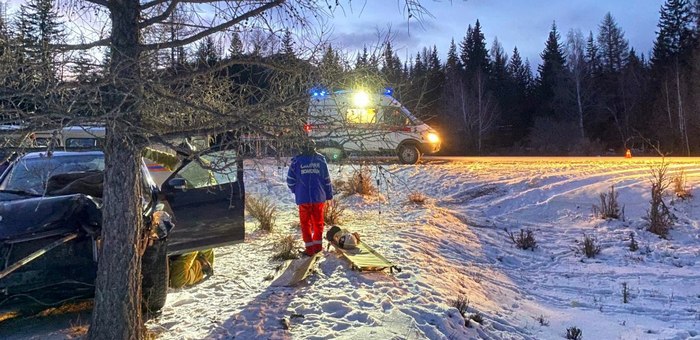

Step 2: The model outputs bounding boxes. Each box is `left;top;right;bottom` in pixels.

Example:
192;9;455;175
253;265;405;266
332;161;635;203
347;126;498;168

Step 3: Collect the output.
327;0;666;68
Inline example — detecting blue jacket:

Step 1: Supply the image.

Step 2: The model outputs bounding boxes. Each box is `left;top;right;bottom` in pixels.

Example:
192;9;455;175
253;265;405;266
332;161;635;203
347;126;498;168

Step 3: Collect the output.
287;152;333;205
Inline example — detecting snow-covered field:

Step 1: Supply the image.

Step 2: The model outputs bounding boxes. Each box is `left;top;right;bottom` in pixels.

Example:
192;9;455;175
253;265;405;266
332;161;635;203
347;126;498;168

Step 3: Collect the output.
3;156;700;339
147;156;700;340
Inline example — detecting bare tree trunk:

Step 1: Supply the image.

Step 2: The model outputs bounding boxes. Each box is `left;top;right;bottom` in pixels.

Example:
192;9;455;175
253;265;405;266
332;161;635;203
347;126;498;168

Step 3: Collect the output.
664;79;673;131
89;1;146;339
476;71;483;153
674;62;690;156
575;77;585;139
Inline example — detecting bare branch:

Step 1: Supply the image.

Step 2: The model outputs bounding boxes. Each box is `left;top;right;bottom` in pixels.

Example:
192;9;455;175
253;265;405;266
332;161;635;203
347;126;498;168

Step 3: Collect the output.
52;38;111;51
84;0;109;6
141;0;286;51
140;0;180;27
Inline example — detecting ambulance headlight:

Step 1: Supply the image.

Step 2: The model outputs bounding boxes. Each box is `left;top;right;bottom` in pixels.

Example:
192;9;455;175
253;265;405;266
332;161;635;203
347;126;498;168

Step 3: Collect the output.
427;132;440;144
352;91;370;108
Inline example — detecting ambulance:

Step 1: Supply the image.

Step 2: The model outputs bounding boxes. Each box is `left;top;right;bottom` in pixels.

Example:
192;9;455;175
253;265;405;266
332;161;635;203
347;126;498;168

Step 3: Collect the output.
305;89;441;164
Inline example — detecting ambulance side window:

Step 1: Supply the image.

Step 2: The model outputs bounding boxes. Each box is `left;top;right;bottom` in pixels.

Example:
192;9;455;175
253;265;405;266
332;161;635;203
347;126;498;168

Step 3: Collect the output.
382;107;408;126
345;107;377;124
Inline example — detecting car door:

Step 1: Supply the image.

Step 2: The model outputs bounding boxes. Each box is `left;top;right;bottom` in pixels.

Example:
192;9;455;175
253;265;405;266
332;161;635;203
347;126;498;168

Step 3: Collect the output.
160;148;244;255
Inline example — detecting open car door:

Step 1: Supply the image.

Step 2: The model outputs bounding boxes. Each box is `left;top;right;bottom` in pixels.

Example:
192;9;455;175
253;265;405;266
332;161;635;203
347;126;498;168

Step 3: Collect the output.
160;149;244;255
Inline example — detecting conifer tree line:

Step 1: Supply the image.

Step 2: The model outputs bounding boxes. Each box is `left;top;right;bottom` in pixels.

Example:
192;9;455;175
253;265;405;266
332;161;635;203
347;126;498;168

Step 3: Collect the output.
329;0;700;156
1;0;700;156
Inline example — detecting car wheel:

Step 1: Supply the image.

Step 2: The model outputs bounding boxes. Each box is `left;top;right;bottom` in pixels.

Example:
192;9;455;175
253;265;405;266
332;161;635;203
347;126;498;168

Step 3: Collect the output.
397;144;421;164
141;237;169;315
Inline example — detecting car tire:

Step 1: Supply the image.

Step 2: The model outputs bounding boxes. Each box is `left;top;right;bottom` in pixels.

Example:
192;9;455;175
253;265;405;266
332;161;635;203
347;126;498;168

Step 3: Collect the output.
141;237;169;315
397;144;421;164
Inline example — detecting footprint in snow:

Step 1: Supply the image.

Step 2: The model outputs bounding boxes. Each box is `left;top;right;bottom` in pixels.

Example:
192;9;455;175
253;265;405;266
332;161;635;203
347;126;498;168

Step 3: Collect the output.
321;300;352;318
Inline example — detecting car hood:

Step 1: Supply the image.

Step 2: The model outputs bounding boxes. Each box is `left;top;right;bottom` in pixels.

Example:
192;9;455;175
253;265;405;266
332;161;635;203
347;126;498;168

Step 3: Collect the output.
0;194;102;241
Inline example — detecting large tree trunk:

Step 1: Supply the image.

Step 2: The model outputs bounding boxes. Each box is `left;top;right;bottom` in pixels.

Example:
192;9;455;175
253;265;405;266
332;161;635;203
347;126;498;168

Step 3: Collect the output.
89;1;145;339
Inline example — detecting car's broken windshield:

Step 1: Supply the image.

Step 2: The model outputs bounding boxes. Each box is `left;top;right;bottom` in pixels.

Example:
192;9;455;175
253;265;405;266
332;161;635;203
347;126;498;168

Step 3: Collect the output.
0;155;105;194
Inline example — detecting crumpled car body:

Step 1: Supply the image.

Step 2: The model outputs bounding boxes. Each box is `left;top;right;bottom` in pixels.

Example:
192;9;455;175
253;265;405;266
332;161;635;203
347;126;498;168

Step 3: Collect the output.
0;148;245;312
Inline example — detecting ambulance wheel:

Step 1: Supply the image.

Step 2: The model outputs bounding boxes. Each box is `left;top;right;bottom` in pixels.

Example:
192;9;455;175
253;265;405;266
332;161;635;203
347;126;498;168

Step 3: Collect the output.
397;144;421;164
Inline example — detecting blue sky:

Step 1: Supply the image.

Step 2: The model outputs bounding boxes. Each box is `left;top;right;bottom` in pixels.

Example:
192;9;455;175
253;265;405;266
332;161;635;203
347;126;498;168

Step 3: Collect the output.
328;0;665;68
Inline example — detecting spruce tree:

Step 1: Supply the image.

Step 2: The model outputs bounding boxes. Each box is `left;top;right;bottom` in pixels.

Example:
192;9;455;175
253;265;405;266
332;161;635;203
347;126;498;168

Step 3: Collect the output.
508;47;531;90
281;30;295;57
195;36;220;67
597;12;629;73
461;20;490;75
536;22;568;118
445;38;461;74
355;46;369;69
585;31;602;75
228;32;244;57
652;0;695;64
490;37;508;88
17;0;64;84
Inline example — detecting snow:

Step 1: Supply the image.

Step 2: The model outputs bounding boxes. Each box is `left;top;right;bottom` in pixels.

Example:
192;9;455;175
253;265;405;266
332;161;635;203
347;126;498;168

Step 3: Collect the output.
3;156;700;339
146;156;700;339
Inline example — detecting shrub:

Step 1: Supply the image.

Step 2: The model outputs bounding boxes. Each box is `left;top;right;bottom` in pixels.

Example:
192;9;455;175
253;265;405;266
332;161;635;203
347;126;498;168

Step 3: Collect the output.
566;326;582;340
592;185;623;220
271;235;299;261
622;282;630;303
507;229;537;251
628;232;639;252
408;191;427;204
246;195;277;232
581;234;601;258
451;295;470;327
672;169;692;200
324;199;345;225
451;295;469;318
536;314;550;326
344;166;377;196
646;161;673;238
332;178;346;194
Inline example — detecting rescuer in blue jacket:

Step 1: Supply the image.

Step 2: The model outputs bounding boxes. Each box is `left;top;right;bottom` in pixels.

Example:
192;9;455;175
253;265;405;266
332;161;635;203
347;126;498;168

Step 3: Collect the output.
287;140;334;256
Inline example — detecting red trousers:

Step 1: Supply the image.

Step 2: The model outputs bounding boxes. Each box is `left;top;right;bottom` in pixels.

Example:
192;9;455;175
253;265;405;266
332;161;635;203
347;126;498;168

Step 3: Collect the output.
298;202;325;255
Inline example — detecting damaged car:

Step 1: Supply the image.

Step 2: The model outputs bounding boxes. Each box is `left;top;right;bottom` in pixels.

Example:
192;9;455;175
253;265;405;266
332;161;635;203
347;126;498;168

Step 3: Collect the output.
0;147;244;314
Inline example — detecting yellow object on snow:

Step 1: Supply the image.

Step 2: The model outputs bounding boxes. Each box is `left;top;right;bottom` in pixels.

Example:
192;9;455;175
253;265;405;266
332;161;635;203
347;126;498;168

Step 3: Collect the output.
169;249;214;288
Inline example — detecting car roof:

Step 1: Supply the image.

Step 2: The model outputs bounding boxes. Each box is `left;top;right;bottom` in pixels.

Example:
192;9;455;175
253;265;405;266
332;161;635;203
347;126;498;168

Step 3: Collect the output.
20;150;104;160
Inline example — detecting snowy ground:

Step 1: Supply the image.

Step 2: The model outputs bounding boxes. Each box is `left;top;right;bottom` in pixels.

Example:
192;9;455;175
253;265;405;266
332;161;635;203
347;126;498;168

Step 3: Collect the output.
2;156;700;339
146;156;700;340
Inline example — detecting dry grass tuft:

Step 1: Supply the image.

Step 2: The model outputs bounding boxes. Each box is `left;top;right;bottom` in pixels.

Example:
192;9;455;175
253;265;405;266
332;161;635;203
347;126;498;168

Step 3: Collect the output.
343;166;377;196
566;326;582;340
324;199;345;225
271;235;299;261
672;169;692;200
65;317;89;339
246;195;277;232
408;191;427;204
581;234;601;258
592;185;623;220
38;300;93;317
332;178;346;194
646;161;674;238
507;229;537;251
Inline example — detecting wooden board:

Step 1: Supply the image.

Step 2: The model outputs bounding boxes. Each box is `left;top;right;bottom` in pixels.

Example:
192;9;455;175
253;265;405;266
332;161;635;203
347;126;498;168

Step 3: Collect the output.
269;252;322;287
328;241;400;273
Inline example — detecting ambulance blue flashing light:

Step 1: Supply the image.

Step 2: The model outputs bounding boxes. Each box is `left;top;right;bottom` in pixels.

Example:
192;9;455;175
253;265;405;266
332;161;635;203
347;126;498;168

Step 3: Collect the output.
310;86;329;97
310;87;393;98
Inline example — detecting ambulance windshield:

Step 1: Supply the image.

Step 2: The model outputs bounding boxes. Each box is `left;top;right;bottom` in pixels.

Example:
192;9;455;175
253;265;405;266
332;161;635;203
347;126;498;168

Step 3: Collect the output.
401;107;423;125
